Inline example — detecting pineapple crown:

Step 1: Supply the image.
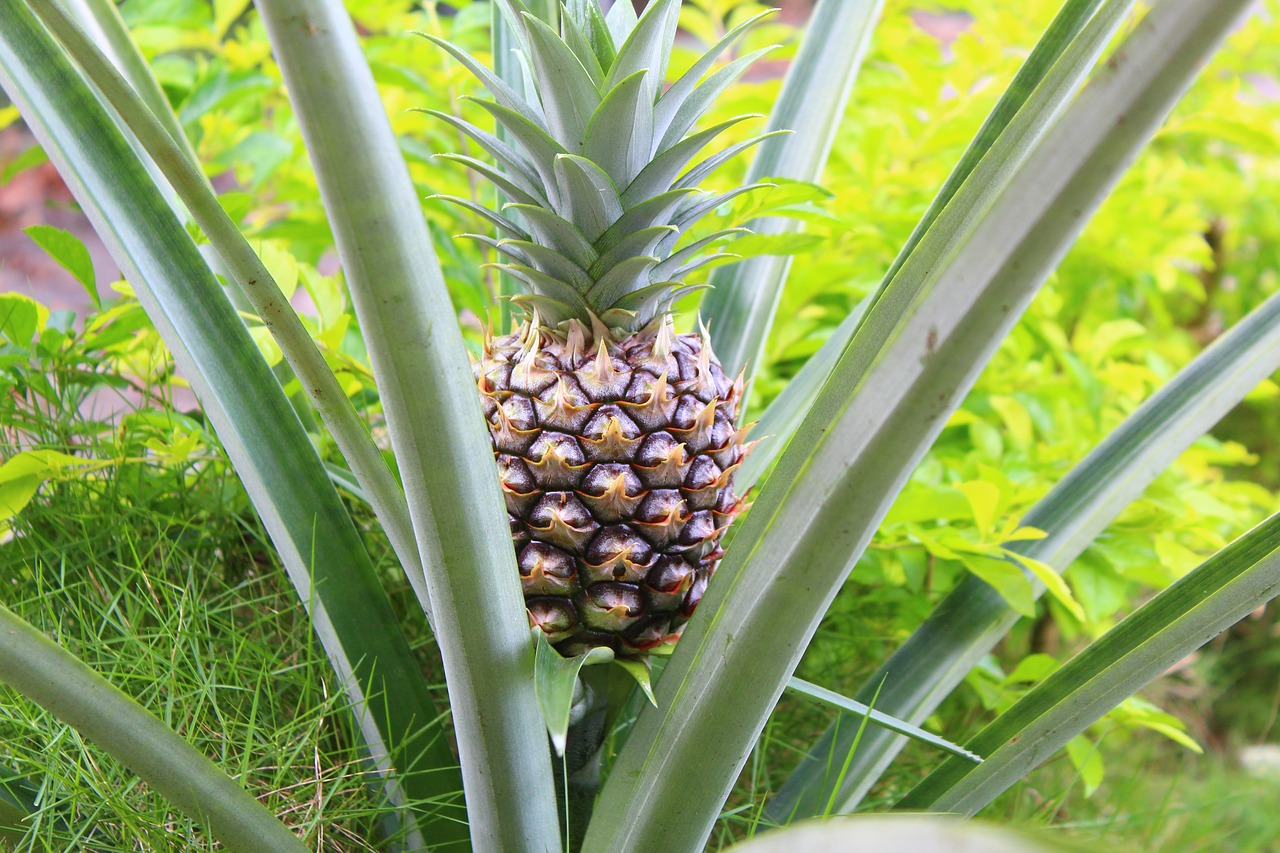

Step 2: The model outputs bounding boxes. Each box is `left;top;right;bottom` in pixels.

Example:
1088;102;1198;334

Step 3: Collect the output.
422;0;780;335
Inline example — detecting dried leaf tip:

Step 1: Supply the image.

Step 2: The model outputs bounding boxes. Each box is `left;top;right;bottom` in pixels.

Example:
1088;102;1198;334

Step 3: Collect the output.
593;337;617;385
564;319;588;366
653;316;675;362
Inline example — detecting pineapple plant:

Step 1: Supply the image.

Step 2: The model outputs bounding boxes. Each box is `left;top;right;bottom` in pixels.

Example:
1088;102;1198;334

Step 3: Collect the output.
427;0;771;657
5;0;1269;849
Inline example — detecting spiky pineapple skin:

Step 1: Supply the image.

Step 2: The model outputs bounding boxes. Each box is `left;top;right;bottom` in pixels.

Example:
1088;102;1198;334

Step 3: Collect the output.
476;322;748;657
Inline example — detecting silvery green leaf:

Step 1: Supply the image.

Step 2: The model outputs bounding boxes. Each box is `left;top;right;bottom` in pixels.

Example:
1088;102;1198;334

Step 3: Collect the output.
420;108;542;189
674;131;789;191
604;0;639;48
652;8;776;146
624;115;761;205
553;153;624;241
651;228;747;279
560;10;605;87
585;69;654;188
420;33;546;129
467;95;567;190
586;255;661;308
596;188;696;254
505;264;596;321
589;225;678;278
434;194;530;239
655;47;776;154
505;202;600;268
437;153;548;207
499;238;596;291
520;12;602;152
604;0;680;93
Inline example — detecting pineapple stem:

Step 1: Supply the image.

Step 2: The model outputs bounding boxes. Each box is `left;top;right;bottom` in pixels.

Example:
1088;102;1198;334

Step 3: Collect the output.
552;666;612;852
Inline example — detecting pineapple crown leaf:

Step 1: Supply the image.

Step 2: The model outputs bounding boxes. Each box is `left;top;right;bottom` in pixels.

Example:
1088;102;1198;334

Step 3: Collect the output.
426;1;780;332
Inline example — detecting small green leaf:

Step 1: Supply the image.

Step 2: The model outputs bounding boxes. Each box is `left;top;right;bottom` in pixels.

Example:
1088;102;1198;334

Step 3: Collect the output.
256;241;299;301
1;144;46;183
1009;552;1086;622
0;293;48;348
0;450;101;526
958;481;1001;535
248;326;284;367
962;555;1035;617
613;658;657;708
724;232;823;258
1065;735;1105;797
0;475;42;527
533;629;613;755
1001;654;1060;685
23;224;97;307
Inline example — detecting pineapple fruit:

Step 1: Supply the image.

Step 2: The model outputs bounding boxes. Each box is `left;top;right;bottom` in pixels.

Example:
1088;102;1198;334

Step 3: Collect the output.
427;0;772;657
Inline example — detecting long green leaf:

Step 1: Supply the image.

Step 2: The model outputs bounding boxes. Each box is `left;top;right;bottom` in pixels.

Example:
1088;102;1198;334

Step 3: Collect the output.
0;5;465;847
736;299;867;491
0;604;308;852
744;0;1116;477
767;0;1138;817
29;0;431;626
897;511;1280;814
785;678;981;764
698;0;884;384
56;0;195;165
584;2;1250;849
773;280;1280;818
54;0;197;217
254;2;560;849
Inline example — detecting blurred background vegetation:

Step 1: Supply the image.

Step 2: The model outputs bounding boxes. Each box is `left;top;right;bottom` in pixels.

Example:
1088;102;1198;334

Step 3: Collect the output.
2;0;1280;849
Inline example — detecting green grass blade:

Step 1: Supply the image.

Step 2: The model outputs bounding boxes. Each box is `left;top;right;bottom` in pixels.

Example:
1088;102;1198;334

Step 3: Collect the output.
29;0;429;623
0;6;466;846
254;2;561;849
698;0;884;382
897;512;1280;814
0;762;57;845
785;678;981;764
0;604;308;852
745;0;1115;457
770;214;1280;822
584;2;1250;849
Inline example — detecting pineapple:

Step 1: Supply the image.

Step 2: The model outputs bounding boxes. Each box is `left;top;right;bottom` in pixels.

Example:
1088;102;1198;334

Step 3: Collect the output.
427;0;772;657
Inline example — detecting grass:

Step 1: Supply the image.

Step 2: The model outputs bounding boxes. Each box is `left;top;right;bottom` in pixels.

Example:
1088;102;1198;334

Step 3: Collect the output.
993;738;1280;852
0;456;453;851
